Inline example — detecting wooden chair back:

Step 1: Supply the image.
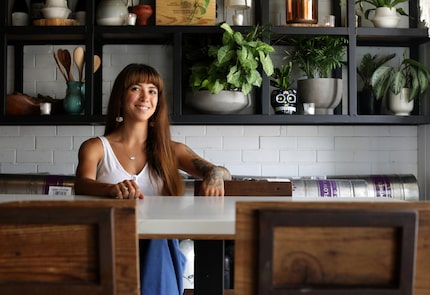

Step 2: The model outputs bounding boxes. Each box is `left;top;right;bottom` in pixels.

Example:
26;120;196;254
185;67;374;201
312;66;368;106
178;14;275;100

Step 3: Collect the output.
0;200;139;295
234;201;430;295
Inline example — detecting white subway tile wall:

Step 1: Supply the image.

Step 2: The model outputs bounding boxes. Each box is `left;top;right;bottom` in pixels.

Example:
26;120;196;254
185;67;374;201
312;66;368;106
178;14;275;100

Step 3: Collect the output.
0;125;418;178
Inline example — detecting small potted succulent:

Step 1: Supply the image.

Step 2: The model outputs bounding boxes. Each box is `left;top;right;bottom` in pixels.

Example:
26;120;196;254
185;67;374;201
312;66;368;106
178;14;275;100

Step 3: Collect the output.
285;35;348;115
270;62;297;114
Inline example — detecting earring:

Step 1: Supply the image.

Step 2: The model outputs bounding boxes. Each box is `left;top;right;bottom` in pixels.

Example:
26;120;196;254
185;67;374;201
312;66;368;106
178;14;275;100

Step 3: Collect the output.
116;116;123;123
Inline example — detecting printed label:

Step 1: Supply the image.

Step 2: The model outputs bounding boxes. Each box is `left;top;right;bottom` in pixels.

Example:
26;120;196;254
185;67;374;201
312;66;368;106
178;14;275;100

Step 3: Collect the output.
318;180;338;197
371;175;392;198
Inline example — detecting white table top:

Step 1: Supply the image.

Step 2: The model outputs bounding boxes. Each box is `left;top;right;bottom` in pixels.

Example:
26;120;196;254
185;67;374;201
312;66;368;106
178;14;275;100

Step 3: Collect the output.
0;194;402;238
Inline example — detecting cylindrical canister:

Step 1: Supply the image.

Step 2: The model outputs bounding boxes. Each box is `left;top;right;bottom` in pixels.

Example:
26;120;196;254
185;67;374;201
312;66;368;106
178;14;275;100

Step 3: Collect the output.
292;179;370;198
326;174;419;201
292;174;419;200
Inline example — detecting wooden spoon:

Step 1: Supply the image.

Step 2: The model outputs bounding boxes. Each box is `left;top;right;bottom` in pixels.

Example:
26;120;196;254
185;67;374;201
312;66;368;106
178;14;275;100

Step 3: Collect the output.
93;55;101;73
53;51;68;81
73;47;85;82
63;49;75;81
57;49;72;81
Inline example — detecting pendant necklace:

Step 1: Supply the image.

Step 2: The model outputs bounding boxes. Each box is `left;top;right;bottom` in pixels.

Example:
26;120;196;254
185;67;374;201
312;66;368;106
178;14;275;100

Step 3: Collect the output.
129;156;136;160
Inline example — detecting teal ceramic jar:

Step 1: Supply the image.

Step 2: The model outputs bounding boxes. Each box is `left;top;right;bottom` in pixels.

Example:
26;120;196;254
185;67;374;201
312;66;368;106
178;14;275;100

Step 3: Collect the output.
63;81;84;114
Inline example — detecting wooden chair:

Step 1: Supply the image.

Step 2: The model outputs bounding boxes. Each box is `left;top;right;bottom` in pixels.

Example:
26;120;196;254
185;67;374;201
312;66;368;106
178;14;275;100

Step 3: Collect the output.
0;199;139;295
193;179;292;295
234;201;430;295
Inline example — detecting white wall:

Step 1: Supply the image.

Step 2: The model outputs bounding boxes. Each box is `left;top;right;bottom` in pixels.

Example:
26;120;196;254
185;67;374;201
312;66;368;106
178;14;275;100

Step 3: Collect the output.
0;124;418;179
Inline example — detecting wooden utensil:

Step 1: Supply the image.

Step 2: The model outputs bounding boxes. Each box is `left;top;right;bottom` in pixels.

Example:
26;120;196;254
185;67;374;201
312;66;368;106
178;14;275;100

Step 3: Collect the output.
73;47;85;82
53;51;68;81
57;49;71;81
63;49;75;81
93;55;101;73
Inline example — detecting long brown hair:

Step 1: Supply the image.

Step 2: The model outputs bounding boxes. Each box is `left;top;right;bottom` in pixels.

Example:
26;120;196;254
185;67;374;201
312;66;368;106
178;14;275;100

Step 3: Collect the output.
105;63;184;196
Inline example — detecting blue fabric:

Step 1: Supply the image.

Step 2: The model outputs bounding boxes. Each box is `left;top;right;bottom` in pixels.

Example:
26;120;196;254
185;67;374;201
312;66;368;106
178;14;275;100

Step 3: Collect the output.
139;239;186;295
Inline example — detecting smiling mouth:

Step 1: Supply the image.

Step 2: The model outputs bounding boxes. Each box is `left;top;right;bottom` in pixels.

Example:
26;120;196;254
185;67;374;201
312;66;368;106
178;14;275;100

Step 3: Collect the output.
136;105;150;110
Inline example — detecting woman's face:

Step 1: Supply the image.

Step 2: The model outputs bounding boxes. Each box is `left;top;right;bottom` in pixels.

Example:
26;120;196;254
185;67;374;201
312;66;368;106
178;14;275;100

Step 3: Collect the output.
123;82;158;122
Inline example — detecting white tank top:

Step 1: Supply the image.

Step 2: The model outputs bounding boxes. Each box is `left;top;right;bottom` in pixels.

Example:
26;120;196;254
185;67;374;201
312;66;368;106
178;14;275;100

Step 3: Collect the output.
96;136;162;196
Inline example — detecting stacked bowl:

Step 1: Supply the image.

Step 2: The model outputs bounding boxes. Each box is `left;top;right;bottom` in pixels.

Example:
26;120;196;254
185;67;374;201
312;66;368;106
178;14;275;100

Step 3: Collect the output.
41;0;71;19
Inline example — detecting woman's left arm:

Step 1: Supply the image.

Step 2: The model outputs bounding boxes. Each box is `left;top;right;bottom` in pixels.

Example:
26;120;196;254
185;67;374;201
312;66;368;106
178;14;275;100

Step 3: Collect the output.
173;142;232;196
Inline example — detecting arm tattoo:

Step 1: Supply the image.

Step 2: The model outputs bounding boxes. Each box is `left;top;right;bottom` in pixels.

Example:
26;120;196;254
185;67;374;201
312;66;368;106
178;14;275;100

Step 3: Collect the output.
185;146;229;186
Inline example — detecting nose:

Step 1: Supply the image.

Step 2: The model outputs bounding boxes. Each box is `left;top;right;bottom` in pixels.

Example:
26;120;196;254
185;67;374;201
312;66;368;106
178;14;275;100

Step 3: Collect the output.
139;90;149;101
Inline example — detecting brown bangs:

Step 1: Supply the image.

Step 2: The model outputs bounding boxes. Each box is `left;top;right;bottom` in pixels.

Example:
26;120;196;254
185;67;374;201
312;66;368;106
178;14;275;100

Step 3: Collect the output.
124;65;164;94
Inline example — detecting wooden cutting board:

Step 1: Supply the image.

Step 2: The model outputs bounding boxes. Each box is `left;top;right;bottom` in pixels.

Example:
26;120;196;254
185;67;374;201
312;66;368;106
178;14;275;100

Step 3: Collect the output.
33;18;79;26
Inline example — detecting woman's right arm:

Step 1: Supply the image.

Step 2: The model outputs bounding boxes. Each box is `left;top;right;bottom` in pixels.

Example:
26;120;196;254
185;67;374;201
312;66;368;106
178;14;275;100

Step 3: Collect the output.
75;138;113;197
75;138;142;199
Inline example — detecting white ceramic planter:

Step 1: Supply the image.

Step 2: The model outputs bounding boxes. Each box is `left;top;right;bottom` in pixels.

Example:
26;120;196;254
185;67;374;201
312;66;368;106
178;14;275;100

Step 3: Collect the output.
388;88;413;115
297;78;342;115
186;90;251;114
371;7;400;28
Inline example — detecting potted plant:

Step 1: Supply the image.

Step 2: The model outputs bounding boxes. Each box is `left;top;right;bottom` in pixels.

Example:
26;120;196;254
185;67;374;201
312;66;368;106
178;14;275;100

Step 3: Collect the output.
357;52;395;114
187;22;275;114
371;50;430;115
270;62;297;114
355;0;408;28
285;35;348;114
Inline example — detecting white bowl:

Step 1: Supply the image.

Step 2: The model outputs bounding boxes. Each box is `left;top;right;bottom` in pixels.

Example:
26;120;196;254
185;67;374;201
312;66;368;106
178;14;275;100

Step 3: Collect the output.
41;7;71;19
45;0;68;8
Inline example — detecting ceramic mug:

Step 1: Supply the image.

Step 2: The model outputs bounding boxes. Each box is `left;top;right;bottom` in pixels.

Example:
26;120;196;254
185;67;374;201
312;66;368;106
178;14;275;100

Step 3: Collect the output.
75;11;86;25
12;12;29;26
40;102;52;115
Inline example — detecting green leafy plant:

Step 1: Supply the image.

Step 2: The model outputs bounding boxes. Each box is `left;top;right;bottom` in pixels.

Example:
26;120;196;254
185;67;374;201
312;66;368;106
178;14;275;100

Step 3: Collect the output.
270;62;294;90
189;22;275;95
371;50;430;101
284;35;348;79
188;0;210;23
355;0;408;19
357;53;396;90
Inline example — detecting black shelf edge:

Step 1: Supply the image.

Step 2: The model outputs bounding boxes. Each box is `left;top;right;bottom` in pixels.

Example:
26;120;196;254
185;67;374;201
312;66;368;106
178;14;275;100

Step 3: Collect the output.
357;27;429;45
6;26;87;42
271;26;349;36
4;114;429;126
0;115;106;125
169;114;430;125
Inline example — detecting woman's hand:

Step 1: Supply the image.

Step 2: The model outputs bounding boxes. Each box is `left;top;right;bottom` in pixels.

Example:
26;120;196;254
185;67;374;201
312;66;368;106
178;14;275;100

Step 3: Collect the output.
199;166;232;196
112;179;144;199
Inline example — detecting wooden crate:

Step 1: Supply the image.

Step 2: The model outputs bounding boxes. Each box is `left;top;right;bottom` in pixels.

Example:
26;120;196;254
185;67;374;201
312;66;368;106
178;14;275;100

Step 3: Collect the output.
194;179;293;196
156;0;216;25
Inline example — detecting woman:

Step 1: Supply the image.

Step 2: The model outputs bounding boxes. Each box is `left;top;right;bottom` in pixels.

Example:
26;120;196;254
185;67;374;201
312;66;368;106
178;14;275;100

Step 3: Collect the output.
74;63;231;294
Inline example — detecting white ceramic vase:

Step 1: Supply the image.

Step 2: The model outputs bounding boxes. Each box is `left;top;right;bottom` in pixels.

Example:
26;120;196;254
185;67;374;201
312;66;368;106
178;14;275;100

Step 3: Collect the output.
388;88;413;116
96;0;128;26
371;7;400;28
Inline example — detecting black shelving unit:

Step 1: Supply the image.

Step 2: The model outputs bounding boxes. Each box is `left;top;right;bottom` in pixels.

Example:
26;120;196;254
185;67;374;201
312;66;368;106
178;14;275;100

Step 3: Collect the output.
1;0;429;125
